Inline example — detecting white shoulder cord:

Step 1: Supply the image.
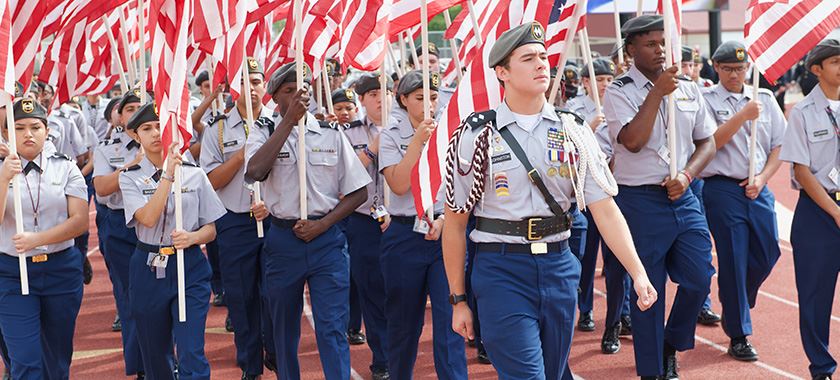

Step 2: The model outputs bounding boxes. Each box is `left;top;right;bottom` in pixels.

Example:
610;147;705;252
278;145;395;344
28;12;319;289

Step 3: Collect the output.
560;113;618;210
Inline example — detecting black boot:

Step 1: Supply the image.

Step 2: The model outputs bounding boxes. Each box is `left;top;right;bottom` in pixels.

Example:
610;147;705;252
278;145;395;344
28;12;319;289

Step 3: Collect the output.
601;322;621;354
728;336;758;362
577;311;595;332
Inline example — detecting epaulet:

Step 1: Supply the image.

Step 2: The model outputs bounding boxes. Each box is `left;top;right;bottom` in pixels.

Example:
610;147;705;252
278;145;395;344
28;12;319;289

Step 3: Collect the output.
555;107;585;125
319;120;339;130
124;164;141;172
344;120;364;129
611;75;633;88
466;110;496;130
49;152;72;161
182;161;199;168
678;75;692;82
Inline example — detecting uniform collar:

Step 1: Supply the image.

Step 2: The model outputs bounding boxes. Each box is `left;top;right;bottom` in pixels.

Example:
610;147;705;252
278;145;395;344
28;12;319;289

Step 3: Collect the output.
627;64;655;90
495;100;560;130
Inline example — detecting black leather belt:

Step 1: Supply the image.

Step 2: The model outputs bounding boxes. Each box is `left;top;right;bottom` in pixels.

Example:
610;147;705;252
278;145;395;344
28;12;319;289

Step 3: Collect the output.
477;241;569;255
391;215;442;225
475;213;572;241
270;215;323;228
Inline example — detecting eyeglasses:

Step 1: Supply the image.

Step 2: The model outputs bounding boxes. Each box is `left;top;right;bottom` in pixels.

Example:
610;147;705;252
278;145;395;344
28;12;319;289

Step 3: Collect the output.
719;65;749;74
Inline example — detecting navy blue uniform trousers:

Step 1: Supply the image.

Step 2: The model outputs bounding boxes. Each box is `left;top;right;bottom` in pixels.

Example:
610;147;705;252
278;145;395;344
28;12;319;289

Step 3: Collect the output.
215;211;270;376
792;191;840;377
615;185;714;377
0;248;83;380
380;220;467;380
130;245;211;380
263;223;350;380
703;176;780;338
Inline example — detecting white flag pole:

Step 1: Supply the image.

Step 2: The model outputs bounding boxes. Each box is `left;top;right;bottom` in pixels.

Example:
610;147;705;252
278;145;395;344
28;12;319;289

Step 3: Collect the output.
294;0;307;220
172;115;186;322
547;0;587;106
663;0;677;179
580;28;602;114
137;0;147;102
442;9;463;85
103;15;130;93
4;94;28;295
748;65;760;185
613;0;624;66
241;57;265;238
117;6;138;86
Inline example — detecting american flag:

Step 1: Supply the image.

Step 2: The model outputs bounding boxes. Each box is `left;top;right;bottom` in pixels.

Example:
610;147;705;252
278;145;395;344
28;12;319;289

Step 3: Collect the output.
149;0;193;158
410;0;583;217
745;0;840;83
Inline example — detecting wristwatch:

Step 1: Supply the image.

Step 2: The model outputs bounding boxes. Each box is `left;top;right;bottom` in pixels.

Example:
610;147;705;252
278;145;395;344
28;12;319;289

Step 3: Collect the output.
449;293;467;305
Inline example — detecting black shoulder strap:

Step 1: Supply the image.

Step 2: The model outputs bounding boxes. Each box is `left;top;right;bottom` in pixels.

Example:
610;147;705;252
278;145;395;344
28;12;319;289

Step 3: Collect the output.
496;126;566;216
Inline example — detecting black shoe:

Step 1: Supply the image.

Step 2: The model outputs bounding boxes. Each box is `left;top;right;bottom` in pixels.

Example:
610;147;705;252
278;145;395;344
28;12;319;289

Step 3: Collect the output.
372;368;390;380
697;308;721;326
241;371;259;380
728;337;758;362
225;315;234;332
619;314;632;336
601;322;621;354
477;346;491;364
212;293;225;307
135;372;145;380
264;352;277;373
813;375;832;380
83;257;93;285
347;329;366;345
577;311;595;332
112;314;122;332
663;349;679;380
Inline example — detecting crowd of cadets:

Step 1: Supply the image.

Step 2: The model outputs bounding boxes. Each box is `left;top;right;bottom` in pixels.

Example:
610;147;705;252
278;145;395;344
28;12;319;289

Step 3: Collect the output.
0;14;838;380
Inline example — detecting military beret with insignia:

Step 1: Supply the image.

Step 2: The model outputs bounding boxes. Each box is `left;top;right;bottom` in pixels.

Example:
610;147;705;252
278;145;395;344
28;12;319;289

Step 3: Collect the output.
125;102;159;131
332;88;356;105
104;96;122;123
581;58;616;77
13;99;48;127
806;39;840;69
266;62;313;96
195;71;209;87
488;22;546;68
711;41;749;64
118;89;142;113
246;57;263;75
354;73;394;96
621;15;664;40
396;70;440;97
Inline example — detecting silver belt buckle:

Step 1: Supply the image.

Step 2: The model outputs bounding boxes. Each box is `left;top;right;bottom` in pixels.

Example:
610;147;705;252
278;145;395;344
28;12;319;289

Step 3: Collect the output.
530;242;548;255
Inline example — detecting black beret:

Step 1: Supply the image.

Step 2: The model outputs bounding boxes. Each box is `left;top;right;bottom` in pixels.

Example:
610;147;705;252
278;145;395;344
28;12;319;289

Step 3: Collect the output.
354;73;393;96
266;62;312;96
13;99;48;126
396;70;440;97
125;102;159;131
118;88;143;113
711;41;748;64
488;22;546;68
806;39;840;69
245;57;263;75
332;88;356;105
195;71;209;87
104;96;122;122
582;58;616;77
621;15;664;39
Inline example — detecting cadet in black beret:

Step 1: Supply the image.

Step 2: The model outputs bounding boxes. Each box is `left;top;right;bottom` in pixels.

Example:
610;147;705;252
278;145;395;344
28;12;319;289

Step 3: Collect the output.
266;62;312;98
13;98;48;127
805;38;840;69
395;70;439;109
355;73;394;96
124;102;158;131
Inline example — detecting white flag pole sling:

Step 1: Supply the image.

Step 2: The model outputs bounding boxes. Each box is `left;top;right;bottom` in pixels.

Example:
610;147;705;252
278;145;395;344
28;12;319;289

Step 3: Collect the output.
4;94;28;295
294;0;307;220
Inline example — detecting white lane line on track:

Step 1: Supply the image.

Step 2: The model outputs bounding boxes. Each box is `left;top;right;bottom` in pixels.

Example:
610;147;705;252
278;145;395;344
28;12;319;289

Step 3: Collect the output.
592;289;802;379
302;292;364;380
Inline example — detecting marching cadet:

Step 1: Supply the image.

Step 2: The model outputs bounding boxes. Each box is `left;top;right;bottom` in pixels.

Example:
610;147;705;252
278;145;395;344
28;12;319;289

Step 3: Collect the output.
329;87;367;346
379;69;467;380
245;62;371;380
339;73;393;380
119;103;226;380
602;15;717;379
566;58;635;355
0;99;89;379
92;94;147;377
780;39;840;380
200;57;274;380
700;40;786;362
442;22;657;380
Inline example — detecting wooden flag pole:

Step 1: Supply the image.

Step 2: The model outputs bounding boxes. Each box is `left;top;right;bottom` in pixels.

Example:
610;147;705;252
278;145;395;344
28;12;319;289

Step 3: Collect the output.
547;0;587;105
748;64;760;185
465;0;483;46
613;0;624;66
580;28;602;114
4;94;28;295
117;6;138;86
103;15;130;93
294;0;307;220
242;58;265;238
322;62;334;115
663;0;677;179
172;115;186;322
637;0;644;16
137;0;148;102
442;9;463;84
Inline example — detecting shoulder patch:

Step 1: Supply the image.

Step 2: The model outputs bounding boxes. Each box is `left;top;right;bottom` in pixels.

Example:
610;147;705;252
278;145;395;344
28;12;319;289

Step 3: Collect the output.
50;152;72;161
466;110;496;130
555;107;585;125
124;164;141;172
611;75;633;88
